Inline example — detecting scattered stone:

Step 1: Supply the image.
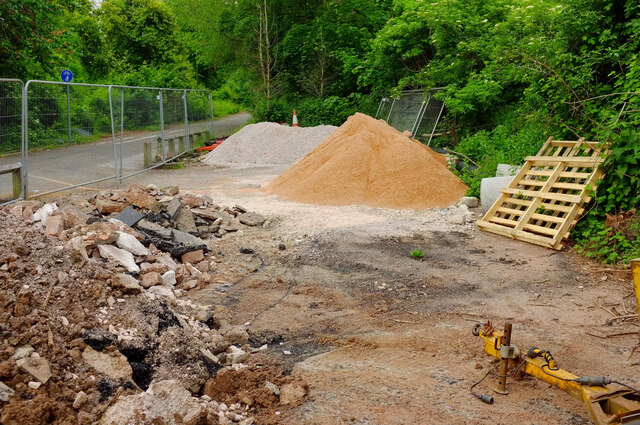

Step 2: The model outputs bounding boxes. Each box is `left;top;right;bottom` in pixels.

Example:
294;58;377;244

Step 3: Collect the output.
8;205;22;217
180;193;205;208
278;244;286;250
141;272;162;289
12;345;34;360
447;213;466;225
99;380;206;425
0;381;14;402
220;218;241;232
114;206;145;227
191;208;221;221
147;285;175;299
16;357;52;383
226;346;248;365
125;184;157;209
265;381;280;396
223;326;249;345
111;273;143;294
33;203;58;225
458;196;479;208
161;270;177;287
73;391;88;409
181;250;205;264
98;244;140;273
239;247;254;254
27;381;41;390
45;214;65;237
156;252;178;270
116;231;150;256
82;346;132;381
238;212;265;227
174;207;197;233
164;185;180;196
200;348;219;365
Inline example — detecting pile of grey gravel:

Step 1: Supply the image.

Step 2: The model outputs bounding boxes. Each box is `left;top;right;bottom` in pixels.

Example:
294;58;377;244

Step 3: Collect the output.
202;122;337;166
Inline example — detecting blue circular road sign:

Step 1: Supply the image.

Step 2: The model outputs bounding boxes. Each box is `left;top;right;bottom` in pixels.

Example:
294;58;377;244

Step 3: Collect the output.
61;70;73;82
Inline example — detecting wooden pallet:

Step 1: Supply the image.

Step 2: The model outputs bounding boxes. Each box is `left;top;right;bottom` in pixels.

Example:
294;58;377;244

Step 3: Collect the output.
477;137;607;250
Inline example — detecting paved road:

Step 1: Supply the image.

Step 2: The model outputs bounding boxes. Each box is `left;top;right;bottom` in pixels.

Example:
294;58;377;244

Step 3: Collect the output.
0;112;250;199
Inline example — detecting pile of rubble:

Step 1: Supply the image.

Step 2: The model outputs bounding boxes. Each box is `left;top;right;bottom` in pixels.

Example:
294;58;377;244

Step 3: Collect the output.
0;187;306;424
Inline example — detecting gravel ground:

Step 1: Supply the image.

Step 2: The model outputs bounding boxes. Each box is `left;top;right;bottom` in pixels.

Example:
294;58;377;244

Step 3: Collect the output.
203;123;337;167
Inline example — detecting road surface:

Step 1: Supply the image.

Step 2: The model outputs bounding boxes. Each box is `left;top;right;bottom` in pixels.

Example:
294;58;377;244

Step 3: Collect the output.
0;112;249;200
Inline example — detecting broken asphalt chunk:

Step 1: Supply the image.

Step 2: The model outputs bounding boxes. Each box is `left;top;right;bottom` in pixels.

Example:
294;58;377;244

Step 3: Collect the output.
115;206;145;227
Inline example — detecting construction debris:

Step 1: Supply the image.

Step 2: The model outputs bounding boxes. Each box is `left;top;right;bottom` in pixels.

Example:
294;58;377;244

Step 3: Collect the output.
0;184;305;424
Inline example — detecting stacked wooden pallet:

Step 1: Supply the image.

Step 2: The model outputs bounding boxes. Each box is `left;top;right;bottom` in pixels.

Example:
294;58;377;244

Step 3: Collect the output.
477;137;607;250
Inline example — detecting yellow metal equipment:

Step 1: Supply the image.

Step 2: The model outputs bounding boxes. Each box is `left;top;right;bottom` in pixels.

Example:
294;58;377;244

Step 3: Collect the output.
472;321;640;424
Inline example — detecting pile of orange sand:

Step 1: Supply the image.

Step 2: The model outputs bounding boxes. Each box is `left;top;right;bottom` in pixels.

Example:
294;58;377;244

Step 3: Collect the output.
265;113;468;209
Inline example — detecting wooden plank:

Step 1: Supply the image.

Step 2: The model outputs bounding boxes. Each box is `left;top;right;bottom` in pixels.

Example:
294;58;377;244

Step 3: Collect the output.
525;156;605;165
501;188;582;204
516;179;545;187
531;213;564;223
523;224;558;236
489;216;519;227
550;182;585;191
497;207;525;216
540;202;572;213
477;221;555;248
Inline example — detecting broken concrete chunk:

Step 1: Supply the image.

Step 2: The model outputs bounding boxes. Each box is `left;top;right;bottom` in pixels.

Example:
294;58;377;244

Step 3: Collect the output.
136;219;173;239
147;285;175;299
111;273;142;293
233;205;247;214
0;381;14;402
33;203;58;225
17;357;52;383
82;346;132;381
180;193;205;208
172;229;208;252
447;213;466;225
164;185;179;196
174;207;197;233
8;205;22;217
279;383;306;406
73;391;88;409
116;231;150;256
191;208;221;221
265;381;280;396
458;196;479;208
226;345;248;365
161;270;176;287
238;212;266;227
181;250;205;264
97;244;140;273
156;252;178;270
114;206;145;227
99;380;206;425
167;197;182;219
11;345;34;360
200;348;219;365
220;218;241;232
45;214;65;238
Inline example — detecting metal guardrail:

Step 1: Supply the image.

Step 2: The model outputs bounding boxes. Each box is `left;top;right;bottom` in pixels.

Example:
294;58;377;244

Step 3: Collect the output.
0;79;216;205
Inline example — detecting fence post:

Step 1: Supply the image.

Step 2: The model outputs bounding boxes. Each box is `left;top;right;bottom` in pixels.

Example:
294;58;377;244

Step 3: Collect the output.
108;86;119;182
159;90;166;162
66;85;72;143
209;91;215;137
22;82;29;198
427;102;446;147
120;89;124;180
183;90;189;151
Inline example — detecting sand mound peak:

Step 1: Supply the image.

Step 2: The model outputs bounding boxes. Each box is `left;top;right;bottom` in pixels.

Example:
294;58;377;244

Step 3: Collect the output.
265;113;467;209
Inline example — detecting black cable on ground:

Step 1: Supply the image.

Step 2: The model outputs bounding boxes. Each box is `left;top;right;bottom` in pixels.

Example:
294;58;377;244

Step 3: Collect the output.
470;357;527;404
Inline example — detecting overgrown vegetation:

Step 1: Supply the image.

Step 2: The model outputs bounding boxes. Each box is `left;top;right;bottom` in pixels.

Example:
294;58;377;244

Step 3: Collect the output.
3;0;640;263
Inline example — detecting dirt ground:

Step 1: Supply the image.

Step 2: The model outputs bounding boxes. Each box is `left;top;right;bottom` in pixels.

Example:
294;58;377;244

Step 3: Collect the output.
41;159;640;424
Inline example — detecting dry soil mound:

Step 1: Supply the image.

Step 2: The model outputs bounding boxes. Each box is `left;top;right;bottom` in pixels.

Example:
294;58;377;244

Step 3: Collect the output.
203;122;337;166
265;113;468;209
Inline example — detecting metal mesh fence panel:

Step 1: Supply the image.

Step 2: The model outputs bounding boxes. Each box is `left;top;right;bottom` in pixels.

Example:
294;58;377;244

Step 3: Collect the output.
415;92;445;145
0;79;23;202
24;82;114;197
113;87;163;178
186;90;213;148
161;90;188;160
386;91;425;133
375;97;392;120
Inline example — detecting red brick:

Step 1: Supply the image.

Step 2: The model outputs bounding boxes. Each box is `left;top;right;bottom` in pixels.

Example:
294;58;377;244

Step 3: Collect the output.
45;215;65;238
181;250;205;264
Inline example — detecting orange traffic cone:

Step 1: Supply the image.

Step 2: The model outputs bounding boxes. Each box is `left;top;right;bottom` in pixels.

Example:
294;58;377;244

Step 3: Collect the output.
292;109;299;127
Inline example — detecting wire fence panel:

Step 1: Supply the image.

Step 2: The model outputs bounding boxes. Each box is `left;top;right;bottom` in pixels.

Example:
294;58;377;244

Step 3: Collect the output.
186;90;214;149
24;82;114;197
416;93;445;146
113;87;164;178
375;97;392;120
0;79;24;203
162;90;189;160
386;90;426;134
